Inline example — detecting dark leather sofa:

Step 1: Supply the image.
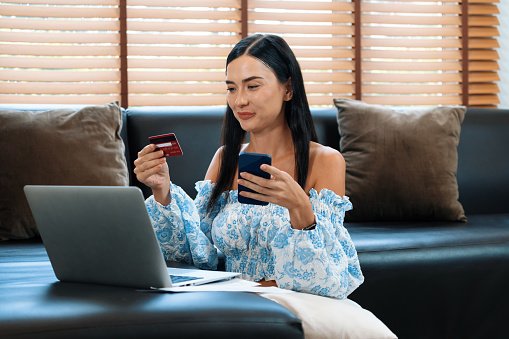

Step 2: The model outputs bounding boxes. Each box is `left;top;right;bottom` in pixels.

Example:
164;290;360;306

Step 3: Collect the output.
1;105;509;338
126;106;509;338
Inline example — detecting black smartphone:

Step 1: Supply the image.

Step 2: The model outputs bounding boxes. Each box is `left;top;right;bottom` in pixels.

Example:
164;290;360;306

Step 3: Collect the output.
238;152;272;205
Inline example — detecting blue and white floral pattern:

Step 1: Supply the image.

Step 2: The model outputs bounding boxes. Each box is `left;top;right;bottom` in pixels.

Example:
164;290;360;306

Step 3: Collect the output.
145;180;364;299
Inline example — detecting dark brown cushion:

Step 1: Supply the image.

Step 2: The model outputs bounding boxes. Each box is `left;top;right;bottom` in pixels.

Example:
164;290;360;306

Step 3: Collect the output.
0;102;129;240
334;98;467;222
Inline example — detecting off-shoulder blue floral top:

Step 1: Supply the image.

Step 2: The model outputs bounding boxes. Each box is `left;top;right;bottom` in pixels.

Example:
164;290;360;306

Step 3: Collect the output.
145;180;364;299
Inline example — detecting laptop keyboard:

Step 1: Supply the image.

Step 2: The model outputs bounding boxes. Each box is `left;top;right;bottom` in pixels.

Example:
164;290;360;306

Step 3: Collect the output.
170;274;202;284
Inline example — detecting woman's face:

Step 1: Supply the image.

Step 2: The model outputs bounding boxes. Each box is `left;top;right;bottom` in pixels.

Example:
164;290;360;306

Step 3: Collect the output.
226;55;291;133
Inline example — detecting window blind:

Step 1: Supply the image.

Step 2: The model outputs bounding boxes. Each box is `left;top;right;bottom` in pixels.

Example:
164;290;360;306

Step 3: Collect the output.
0;0;501;107
468;0;500;107
0;0;121;104
360;0;500;107
126;0;241;106
248;0;356;106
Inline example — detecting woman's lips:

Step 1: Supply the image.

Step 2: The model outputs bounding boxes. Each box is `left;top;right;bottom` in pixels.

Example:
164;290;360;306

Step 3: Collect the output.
237;112;255;120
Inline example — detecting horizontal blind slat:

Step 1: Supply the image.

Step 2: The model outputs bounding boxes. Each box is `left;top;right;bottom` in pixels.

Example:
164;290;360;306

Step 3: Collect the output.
469;72;500;82
469;83;499;94
2;44;119;57
468;95;500;105
127;8;240;20
127;34;240;45
0;56;120;69
469;50;499;60
0;31;119;44
0;69;120;82
127;0;240;8
363;3;460;14
362;50;462;60
128;94;227;106
469;4;500;15
1;0;117;4
363;14;461;25
128;46;233;57
250;23;354;35
469;61;500;71
128;58;225;69
128;21;240;33
364;84;462;95
0;94;120;105
1;4;119;18
0;17;119;31
129;71;225;82
3;82;119;95
362;38;462;49
363;61;461;72
249;11;351;23
363;26;462;37
469;38;500;48
363;96;462;106
363;73;462;83
249;0;353;11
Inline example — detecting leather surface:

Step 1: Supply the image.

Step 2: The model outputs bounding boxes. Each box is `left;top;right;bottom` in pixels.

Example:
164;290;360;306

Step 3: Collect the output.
347;214;509;253
0;240;303;339
125;107;509;216
456;108;509;214
2;104;509;338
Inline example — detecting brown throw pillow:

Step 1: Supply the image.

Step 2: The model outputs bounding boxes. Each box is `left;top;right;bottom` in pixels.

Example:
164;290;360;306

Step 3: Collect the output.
0;102;129;240
334;98;467;222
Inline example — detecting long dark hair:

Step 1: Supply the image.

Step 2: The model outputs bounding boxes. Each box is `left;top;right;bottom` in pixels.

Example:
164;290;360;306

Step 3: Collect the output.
207;34;318;213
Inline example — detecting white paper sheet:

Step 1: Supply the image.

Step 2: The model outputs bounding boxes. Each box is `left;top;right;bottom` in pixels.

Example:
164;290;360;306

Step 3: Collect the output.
148;278;295;294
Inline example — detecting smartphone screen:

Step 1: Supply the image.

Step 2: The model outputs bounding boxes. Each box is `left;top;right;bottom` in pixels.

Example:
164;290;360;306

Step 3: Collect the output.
238;152;272;205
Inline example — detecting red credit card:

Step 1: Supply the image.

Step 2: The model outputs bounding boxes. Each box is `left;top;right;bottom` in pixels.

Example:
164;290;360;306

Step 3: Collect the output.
148;133;183;157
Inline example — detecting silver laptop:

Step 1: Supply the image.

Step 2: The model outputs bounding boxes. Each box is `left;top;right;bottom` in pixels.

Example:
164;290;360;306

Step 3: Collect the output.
24;185;240;289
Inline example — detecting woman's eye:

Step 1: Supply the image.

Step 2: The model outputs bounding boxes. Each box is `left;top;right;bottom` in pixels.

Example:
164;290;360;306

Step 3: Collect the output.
248;85;259;90
227;87;235;92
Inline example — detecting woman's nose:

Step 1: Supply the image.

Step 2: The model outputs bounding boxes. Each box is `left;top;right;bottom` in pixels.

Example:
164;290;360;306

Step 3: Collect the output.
235;89;248;106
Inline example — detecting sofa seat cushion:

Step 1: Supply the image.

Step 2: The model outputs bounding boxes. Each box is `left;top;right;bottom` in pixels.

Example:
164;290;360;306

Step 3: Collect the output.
347;214;509;253
0;241;303;339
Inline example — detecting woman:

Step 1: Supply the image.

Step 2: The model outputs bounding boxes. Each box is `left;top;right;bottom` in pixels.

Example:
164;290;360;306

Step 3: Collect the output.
134;34;364;299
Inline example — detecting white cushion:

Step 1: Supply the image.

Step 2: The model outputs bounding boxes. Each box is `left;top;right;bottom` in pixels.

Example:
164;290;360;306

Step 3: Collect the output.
261;292;397;339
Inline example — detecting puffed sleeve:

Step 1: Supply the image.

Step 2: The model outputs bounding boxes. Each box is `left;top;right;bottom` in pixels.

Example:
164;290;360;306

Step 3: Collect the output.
270;189;364;299
145;181;219;270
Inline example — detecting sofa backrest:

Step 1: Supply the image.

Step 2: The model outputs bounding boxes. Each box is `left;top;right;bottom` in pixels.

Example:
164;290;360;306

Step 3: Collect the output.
126;106;225;198
125;107;342;199
456;108;509;214
126;106;509;216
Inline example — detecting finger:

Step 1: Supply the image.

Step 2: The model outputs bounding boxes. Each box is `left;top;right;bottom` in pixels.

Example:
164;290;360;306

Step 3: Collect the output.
259;164;278;176
134;154;165;175
137;143;159;158
238;189;270;203
260;164;291;182
135;160;166;182
135;146;164;165
239;171;272;188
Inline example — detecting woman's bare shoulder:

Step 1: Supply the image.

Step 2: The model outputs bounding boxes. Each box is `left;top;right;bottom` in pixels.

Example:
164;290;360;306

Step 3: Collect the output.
308;142;346;195
310;142;345;166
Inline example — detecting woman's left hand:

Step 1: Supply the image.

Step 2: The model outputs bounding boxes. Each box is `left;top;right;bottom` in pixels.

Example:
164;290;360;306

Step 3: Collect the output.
238;164;315;229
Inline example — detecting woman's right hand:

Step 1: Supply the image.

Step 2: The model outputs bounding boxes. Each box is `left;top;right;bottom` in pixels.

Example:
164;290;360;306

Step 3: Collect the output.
133;144;171;205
